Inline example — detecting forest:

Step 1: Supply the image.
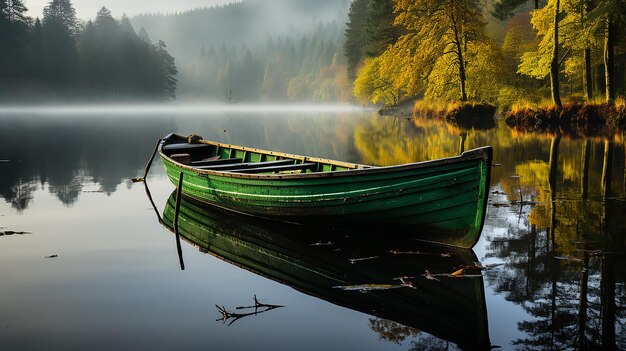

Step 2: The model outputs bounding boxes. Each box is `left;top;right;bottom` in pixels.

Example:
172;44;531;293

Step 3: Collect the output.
1;0;625;108
0;0;177;102
346;0;626;113
131;0;352;102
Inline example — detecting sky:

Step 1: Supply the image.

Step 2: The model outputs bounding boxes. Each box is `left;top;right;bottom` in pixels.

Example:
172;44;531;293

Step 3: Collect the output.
26;0;239;20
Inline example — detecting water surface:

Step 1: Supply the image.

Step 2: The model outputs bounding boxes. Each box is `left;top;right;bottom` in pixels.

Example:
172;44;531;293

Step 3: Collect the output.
0;107;624;350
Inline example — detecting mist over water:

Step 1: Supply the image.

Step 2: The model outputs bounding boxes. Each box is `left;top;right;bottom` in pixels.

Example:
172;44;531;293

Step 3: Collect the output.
0;103;365;115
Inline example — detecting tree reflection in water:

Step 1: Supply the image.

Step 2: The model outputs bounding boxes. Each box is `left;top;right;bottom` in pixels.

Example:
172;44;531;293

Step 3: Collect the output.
354;116;625;349
1;112;624;349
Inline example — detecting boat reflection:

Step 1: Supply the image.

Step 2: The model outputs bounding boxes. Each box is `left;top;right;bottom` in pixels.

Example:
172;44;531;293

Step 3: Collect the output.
160;192;492;350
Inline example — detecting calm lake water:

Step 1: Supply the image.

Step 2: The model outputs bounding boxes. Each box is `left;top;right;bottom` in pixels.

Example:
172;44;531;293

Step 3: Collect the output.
0;106;624;350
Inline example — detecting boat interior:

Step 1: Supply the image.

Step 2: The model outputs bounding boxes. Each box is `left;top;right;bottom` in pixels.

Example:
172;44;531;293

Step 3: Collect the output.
161;134;365;174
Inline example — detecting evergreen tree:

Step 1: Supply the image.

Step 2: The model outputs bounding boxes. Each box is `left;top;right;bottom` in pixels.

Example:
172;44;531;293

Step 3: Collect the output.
344;0;370;81
492;0;541;20
1;0;30;24
366;0;401;57
42;0;80;91
155;40;178;100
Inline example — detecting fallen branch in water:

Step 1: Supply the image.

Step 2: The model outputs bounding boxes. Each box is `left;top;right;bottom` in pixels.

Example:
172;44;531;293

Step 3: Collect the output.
349;256;379;264
388;249;451;258
309;241;333;247
0;230;31;236
216;295;283;326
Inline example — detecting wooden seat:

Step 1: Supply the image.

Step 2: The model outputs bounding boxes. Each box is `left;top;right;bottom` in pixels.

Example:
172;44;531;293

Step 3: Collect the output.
197;159;294;171
232;162;318;174
192;158;243;167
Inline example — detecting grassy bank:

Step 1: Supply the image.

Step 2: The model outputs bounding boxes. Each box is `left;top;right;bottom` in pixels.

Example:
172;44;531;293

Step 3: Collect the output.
412;101;496;130
504;98;626;136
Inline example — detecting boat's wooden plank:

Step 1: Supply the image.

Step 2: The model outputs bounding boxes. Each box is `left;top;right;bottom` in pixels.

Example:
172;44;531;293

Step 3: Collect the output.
197;159;294;171
233;162;318;174
162;143;211;153
192;158;243;167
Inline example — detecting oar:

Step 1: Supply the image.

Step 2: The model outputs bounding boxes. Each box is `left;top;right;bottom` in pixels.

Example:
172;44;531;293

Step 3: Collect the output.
173;172;186;270
142;181;163;225
142;168;185;271
132;138;162;183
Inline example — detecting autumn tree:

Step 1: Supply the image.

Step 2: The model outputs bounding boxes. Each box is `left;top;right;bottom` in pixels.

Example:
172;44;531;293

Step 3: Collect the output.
588;0;626;103
353;56;400;105
367;0;496;103
518;0;565;108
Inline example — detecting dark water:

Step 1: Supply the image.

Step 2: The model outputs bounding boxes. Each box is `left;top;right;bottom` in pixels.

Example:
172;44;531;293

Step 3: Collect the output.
0;107;624;350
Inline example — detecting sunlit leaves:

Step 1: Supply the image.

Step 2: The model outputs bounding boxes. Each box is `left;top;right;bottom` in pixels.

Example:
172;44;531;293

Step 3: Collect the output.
353;56;401;106
354;0;500;104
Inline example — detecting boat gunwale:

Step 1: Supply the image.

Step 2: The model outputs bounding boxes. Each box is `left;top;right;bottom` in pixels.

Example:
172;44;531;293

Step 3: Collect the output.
158;135;493;181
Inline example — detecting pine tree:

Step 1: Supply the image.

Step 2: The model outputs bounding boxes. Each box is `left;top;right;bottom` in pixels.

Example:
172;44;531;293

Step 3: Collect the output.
492;0;541;20
42;0;79;90
1;0;30;24
366;0;401;57
155;40;178;100
344;0;370;81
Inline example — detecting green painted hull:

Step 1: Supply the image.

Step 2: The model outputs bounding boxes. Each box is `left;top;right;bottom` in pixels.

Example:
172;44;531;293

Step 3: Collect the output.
161;193;492;350
159;134;492;248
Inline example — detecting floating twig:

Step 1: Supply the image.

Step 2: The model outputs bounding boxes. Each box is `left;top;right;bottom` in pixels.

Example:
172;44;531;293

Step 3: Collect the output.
393;276;416;288
236;295;284;310
349;256;379;264
423;266;486;280
388;249;452;258
424;270;440;281
309;241;333;247
333;283;411;292
216;295;283;326
0;230;31;236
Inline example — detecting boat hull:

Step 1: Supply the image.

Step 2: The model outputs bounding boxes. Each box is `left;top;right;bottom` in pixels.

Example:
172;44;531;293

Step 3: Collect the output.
158;135;492;248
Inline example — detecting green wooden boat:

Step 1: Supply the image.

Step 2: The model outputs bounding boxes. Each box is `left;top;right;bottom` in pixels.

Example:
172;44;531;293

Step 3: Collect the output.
158;133;492;248
160;193;492;350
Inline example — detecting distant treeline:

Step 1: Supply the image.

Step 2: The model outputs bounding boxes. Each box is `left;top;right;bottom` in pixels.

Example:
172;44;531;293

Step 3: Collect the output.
132;0;352;102
0;0;177;102
346;0;626;108
181;22;350;103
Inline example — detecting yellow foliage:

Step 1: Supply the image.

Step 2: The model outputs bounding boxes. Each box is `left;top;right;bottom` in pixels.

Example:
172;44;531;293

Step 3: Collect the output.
353;57;401;106
354;0;501;104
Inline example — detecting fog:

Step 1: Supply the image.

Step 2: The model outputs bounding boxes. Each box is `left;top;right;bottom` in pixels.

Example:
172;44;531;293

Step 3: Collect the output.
0;103;364;115
3;0;352;104
26;0;240;20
